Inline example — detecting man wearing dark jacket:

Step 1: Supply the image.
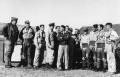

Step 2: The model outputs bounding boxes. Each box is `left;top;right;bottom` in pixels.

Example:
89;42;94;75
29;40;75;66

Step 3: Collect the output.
19;20;35;68
2;17;19;68
57;25;70;70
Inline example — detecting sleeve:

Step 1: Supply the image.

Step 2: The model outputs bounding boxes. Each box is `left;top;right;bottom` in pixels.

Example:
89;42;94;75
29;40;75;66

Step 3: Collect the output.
19;27;25;41
57;33;64;42
34;32;38;46
63;32;70;40
110;31;119;40
2;24;8;38
15;26;19;42
31;28;35;40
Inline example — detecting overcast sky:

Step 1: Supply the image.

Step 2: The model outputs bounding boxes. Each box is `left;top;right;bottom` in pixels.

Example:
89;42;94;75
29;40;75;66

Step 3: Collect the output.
0;0;120;28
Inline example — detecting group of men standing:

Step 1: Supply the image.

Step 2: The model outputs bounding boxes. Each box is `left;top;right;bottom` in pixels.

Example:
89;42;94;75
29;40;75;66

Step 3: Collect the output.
80;23;119;74
2;17;119;74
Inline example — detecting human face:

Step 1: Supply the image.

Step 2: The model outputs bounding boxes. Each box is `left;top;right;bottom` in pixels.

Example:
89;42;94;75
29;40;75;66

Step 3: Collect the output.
11;20;17;25
40;26;44;31
25;23;30;27
60;27;64;32
106;25;111;30
98;25;101;30
49;26;54;31
65;26;69;31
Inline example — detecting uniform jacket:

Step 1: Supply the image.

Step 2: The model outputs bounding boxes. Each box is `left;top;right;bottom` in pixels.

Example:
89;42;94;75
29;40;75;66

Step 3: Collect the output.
96;30;106;43
2;23;19;43
57;31;70;45
89;31;99;41
19;26;35;42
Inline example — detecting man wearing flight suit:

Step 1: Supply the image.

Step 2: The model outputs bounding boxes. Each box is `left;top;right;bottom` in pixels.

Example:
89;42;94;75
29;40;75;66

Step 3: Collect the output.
19;20;35;68
3;17;19;68
57;25;70;70
96;24;106;70
33;24;46;68
46;23;56;67
89;24;99;69
80;28;90;68
104;23;119;74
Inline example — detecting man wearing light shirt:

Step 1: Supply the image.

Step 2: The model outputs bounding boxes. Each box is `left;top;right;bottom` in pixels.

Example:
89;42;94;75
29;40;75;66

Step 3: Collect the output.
104;23;119;74
80;28;90;68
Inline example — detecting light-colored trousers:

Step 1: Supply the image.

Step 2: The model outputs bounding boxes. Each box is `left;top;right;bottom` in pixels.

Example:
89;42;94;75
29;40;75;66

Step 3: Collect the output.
46;48;54;65
33;47;44;66
105;43;116;73
57;45;69;69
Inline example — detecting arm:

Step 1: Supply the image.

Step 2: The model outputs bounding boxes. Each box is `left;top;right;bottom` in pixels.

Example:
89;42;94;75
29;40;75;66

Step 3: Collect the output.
2;24;8;38
48;32;55;49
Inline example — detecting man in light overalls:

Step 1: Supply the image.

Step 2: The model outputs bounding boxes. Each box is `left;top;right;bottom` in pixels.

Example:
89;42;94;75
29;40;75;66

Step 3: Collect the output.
80;28;90;68
105;23;119;74
33;24;46;68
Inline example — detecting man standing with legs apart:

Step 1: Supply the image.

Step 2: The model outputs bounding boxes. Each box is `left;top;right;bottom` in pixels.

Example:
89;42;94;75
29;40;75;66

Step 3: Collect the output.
33;25;46;68
2;17;19;68
96;24;106;71
57;25;70;70
105;23;119;74
46;23;56;67
89;24;99;69
19;20;35;68
80;28;90;69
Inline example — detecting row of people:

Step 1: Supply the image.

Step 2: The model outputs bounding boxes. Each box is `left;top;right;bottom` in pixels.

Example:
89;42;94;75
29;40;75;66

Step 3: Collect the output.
80;23;119;74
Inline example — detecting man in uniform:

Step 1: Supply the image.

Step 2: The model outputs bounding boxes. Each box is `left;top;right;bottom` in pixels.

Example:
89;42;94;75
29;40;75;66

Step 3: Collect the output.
96;24;106;71
104;23;119;74
46;23;56;67
80;28;90;68
2;17;19;68
89;24;99;69
57;25;70;70
19;20;35;68
33;24;46;68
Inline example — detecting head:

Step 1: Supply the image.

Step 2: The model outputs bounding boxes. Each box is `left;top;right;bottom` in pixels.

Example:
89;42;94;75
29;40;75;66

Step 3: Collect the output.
98;24;104;31
105;23;112;30
75;29;78;34
11;17;18;25
65;25;69;31
40;24;45;31
25;20;30;27
93;24;98;31
83;28;88;35
55;26;60;32
60;25;65;32
35;26;40;32
49;23;55;31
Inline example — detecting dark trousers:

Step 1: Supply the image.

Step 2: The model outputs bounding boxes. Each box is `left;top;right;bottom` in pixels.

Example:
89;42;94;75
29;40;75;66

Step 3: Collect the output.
5;40;15;66
22;40;33;66
96;43;107;69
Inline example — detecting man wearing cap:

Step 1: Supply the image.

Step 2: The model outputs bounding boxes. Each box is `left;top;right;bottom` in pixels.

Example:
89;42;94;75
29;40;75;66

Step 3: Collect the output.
96;24;106;71
46;23;56;67
80;28;90;68
57;25;70;70
89;24;99;69
2;17;19;68
19;20;35;68
104;23;119;74
33;24;46;68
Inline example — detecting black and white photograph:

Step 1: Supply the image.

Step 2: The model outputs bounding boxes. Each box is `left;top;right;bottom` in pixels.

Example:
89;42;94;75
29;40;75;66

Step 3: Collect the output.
0;0;120;77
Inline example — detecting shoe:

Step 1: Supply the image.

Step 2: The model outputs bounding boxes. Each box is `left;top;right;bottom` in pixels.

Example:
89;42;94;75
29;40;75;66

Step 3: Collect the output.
34;66;39;69
27;65;32;68
57;67;62;71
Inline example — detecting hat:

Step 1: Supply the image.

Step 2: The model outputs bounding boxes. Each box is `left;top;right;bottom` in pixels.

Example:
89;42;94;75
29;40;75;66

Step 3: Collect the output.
93;24;98;28
25;20;30;24
11;17;18;22
61;25;65;29
49;23;55;27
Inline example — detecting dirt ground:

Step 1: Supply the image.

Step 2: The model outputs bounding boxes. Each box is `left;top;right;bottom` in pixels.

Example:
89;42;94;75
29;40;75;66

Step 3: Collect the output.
0;65;120;77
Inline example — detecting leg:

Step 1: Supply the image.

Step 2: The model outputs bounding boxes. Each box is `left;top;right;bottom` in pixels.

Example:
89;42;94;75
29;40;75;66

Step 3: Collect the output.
64;45;69;69
57;45;64;69
27;44;32;67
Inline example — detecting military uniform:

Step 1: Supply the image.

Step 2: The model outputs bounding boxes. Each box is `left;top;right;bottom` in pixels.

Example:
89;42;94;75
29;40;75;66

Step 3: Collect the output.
96;30;106;69
46;30;56;65
80;34;90;67
89;31;99;68
19;26;35;67
33;30;46;67
2;17;19;68
57;31;70;70
105;29;119;73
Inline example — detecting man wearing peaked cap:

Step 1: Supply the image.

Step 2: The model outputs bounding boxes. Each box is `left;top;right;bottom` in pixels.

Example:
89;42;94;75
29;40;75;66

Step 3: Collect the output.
2;17;19;68
49;23;55;27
